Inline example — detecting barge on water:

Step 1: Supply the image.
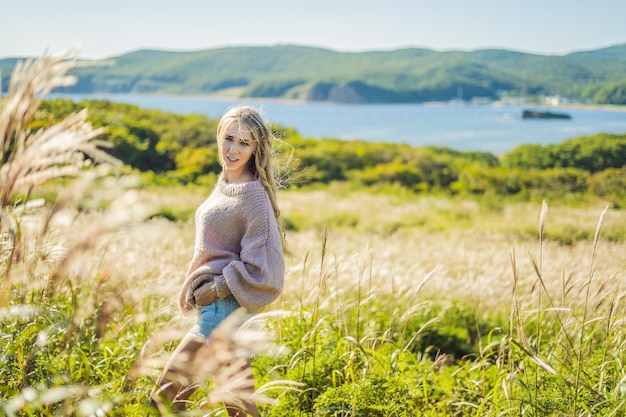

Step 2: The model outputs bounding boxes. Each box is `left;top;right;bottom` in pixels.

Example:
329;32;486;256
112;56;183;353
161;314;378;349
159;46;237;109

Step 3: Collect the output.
521;109;572;119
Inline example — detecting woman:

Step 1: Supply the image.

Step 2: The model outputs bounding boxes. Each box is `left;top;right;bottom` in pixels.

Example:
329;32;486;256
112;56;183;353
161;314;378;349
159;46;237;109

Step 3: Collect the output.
151;106;286;416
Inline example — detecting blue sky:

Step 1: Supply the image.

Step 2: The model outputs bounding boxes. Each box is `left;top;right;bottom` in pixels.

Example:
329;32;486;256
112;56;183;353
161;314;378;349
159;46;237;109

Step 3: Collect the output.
3;0;626;59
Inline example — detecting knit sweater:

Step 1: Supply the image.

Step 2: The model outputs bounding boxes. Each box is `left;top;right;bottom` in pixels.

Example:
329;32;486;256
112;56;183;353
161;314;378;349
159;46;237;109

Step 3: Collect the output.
178;176;285;315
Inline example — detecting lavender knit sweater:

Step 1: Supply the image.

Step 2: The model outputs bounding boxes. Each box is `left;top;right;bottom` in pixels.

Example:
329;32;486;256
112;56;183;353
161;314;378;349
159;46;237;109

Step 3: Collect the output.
178;176;285;315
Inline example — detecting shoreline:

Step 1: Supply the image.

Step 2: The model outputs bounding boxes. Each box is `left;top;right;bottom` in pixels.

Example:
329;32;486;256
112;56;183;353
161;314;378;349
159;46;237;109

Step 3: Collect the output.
551;103;626;112
52;91;626;111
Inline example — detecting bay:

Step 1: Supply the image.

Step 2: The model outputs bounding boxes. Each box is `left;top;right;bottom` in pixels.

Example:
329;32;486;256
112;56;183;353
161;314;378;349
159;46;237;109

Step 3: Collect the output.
50;93;626;155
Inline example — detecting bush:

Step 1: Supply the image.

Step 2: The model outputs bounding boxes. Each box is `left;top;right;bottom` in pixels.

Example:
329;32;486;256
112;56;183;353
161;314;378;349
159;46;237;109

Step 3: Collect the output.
504;133;626;173
313;377;414;417
453;166;589;197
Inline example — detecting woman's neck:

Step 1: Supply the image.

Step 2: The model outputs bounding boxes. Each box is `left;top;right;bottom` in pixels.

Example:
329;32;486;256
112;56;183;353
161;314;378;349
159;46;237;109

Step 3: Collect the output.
223;170;255;184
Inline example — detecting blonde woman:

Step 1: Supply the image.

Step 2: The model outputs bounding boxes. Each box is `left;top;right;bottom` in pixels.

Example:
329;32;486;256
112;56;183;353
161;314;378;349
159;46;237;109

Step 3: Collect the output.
151;106;286;416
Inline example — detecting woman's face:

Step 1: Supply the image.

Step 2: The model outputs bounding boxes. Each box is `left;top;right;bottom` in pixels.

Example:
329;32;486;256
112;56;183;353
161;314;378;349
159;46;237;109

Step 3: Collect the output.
219;121;257;182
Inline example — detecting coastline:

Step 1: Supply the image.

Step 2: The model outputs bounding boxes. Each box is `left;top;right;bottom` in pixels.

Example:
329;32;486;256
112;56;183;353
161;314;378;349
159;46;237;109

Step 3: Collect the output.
59;91;626;112
551;103;626;112
43;92;626;154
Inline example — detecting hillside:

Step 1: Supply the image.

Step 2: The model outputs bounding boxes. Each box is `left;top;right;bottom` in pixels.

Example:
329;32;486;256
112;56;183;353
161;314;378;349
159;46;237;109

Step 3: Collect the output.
2;44;626;103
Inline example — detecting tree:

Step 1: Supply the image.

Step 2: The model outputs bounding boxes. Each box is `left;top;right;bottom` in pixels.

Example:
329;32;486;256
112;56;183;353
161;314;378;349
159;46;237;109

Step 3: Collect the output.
593;80;626;105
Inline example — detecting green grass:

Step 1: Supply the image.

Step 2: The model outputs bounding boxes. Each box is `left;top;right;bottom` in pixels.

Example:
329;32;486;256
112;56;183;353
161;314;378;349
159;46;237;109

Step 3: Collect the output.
3;184;626;416
0;193;626;416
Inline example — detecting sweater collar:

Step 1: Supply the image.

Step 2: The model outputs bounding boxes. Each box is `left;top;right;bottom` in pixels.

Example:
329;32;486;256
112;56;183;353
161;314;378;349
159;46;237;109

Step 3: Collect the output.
218;174;263;196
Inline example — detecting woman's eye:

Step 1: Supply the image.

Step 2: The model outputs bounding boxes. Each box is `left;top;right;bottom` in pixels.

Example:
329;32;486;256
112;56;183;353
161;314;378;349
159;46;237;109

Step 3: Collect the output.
241;141;251;147
225;136;234;142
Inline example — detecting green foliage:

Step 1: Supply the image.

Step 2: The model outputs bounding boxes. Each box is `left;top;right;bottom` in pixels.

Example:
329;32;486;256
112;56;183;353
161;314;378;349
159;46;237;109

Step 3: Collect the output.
593;79;626;104
33;98;626;207
6;43;624;103
0;287;157;416
147;206;196;222
3;184;626;415
289;135;497;192
35;99;221;179
503;133;626;173
253;262;626;417
254;294;510;417
313;377;414;417
244;78;307;98
589;167;626;208
452;166;591;199
349;160;427;190
403;300;495;361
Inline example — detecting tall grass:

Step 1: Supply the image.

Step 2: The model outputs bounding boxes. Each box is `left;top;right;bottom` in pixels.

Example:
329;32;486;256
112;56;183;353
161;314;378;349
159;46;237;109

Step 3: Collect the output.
0;51;294;416
264;192;626;416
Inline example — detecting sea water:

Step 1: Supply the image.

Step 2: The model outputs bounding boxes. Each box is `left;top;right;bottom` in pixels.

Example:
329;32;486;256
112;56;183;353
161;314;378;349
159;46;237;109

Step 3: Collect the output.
50;93;626;155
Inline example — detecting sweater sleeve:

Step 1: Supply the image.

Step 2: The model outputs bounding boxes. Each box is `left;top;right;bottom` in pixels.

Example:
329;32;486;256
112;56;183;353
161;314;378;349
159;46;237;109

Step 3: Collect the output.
213;202;285;314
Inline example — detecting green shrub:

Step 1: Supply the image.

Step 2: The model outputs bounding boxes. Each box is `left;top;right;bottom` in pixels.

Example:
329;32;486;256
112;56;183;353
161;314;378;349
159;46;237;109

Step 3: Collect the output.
313;377;414;417
504;133;626;173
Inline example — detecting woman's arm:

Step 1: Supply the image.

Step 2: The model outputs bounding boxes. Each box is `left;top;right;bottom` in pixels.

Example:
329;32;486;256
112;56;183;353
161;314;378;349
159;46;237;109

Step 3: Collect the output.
214;206;285;313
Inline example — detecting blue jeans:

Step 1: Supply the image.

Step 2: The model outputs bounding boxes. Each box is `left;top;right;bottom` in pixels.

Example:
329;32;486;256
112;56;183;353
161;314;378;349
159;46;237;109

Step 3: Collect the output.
191;295;241;339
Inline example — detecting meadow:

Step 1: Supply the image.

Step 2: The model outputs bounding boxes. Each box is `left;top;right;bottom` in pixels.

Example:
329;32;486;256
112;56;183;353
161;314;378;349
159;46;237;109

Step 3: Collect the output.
2;53;626;417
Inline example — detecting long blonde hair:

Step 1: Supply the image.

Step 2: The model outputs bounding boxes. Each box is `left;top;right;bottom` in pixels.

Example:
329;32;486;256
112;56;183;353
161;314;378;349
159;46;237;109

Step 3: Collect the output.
216;106;288;253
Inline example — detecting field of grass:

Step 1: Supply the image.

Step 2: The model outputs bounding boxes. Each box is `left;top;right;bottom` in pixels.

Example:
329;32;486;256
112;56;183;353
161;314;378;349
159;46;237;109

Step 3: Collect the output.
2;178;626;416
2;53;626;417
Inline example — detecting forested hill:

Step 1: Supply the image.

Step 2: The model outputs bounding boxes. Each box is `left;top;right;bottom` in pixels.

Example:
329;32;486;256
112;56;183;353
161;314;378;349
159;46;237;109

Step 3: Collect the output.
2;44;626;104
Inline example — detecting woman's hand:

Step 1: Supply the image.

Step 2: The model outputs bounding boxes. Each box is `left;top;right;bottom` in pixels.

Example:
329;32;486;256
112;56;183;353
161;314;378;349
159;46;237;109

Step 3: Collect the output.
193;281;217;306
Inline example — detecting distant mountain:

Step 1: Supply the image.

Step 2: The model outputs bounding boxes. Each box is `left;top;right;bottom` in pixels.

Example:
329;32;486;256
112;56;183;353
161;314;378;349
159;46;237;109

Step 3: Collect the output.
2;44;626;104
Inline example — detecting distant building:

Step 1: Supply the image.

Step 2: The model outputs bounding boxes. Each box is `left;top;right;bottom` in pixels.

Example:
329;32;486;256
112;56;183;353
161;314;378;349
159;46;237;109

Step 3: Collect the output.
495;96;529;106
471;97;492;105
543;95;570;106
